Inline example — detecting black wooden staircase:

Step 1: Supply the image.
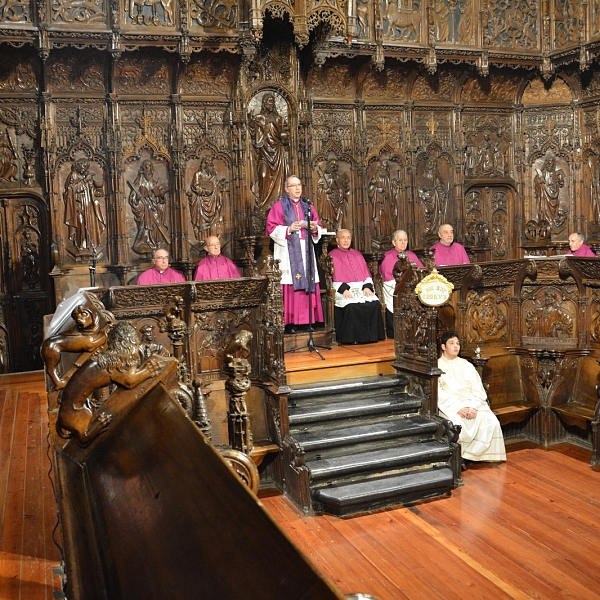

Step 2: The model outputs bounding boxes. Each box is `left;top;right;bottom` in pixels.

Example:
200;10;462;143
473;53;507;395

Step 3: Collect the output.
283;374;460;517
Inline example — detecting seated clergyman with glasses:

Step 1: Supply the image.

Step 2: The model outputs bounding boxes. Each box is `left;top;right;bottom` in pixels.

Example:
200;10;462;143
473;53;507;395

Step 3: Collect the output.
137;249;186;285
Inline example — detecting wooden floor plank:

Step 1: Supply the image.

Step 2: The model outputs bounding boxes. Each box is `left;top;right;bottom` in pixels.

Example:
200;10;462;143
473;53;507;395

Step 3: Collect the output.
0;390;29;599
22;391;60;599
0;389;15;545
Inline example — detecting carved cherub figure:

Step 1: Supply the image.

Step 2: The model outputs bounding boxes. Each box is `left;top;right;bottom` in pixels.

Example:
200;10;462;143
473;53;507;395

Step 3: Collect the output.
57;321;168;446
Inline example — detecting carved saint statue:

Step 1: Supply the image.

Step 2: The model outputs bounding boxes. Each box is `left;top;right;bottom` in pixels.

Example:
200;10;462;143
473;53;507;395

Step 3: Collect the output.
317;158;350;232
534;154;566;228
248;92;290;210
128;159;170;254
588;154;600;223
63;158;106;252
418;157;449;235
188;154;226;240
476;134;499;176
368;158;399;238
525;290;573;338
21;229;40;290
0;128;18;182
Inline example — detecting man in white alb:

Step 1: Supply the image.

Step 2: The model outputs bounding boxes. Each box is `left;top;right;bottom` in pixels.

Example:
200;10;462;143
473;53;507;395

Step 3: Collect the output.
438;330;506;464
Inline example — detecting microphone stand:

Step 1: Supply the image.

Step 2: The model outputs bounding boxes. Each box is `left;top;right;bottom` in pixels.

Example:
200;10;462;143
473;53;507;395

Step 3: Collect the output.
286;198;330;359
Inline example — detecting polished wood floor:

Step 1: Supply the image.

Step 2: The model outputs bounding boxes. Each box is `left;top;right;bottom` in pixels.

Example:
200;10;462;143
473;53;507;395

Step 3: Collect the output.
2;369;600;599
284;337;397;385
0;373;62;599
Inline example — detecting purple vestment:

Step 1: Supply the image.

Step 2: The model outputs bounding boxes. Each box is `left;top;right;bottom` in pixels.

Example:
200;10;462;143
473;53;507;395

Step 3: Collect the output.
329;247;371;282
266;197;324;325
431;241;470;266
379;248;423;280
567;244;596;257
137;266;186;285
194;255;242;280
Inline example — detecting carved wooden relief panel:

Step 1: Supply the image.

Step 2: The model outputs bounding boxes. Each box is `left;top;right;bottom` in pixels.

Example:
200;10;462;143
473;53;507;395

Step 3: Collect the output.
4;0;600;375
522;284;578;347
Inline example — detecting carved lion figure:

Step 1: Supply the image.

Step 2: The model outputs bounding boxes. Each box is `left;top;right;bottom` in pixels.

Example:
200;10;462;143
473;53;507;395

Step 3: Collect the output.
224;329;253;362
57;321;167;446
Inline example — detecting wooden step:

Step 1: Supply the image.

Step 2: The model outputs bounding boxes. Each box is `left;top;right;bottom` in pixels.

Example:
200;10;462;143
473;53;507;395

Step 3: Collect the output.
289;374;406;402
306;441;452;482
312;468;455;516
290;415;438;451
289;394;421;425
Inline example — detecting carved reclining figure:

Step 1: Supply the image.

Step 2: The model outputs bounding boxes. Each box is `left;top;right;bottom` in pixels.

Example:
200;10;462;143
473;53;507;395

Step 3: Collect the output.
57;320;171;446
41;292;115;390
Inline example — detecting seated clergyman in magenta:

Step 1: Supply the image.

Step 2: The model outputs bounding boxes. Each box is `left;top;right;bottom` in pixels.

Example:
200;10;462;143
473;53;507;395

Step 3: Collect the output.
329;229;385;345
431;223;470;266
566;232;595;257
194;236;241;280
137;249;185;285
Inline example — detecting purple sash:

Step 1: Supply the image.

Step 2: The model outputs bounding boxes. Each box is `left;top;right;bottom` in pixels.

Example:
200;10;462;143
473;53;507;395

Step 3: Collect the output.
281;194;314;292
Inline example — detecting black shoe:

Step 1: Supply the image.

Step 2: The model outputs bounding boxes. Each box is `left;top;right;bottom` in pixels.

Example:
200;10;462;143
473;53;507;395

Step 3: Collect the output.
285;325;297;334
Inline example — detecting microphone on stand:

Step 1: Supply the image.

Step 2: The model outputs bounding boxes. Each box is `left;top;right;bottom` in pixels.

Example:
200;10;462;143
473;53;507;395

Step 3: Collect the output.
302;196;313;205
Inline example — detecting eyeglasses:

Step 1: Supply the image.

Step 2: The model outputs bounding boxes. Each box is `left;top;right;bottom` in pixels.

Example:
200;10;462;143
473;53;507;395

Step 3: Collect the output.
287;183;302;187
154;256;169;260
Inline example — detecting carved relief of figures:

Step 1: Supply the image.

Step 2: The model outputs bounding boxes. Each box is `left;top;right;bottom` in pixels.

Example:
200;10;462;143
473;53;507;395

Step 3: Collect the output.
457;0;474;43
434;1;450;42
384;0;421;41
63;158;106;254
188;154;226;240
587;153;600;223
356;0;369;37
197;312;233;373
417;157;449;235
468;291;507;342
466;132;504;178
534;153;566;229
248;92;290;211
491;211;507;259
525;289;573;338
128;0;174;26
368;158;400;239
20;229;40;290
128;159;170;254
316;157;350;232
0;127;18;182
476;134;500;176
486;0;539;50
138;324;169;362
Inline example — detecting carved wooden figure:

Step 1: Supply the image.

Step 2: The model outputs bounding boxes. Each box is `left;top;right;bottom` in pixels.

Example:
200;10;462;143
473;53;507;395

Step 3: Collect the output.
56;321;169;446
248;92;290;211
